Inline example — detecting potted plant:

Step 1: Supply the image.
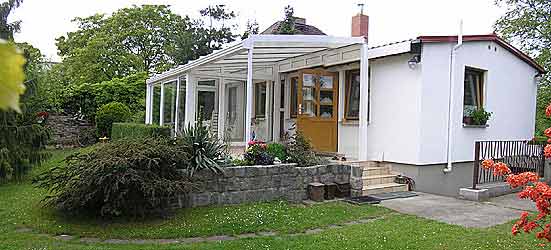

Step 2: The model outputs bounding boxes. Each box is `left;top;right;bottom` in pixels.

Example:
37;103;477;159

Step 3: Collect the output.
468;107;492;126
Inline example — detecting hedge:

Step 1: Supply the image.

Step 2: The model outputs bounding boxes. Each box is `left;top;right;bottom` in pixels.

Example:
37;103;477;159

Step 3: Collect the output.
111;123;171;140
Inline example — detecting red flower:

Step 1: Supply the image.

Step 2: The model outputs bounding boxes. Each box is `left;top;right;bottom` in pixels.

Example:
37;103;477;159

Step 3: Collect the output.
545;144;551;158
546;104;551;117
481;159;494;170
492;162;511;176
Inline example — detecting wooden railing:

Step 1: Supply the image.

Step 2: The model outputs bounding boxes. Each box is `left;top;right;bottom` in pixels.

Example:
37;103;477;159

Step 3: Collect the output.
472;140;545;189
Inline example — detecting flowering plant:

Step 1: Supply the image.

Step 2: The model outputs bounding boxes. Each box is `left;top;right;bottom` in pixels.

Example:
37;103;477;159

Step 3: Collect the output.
483;103;551;244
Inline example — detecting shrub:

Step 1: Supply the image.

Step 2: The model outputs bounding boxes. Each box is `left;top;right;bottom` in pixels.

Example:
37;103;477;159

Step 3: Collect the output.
266;143;286;162
244;141;274;165
95;102;131;138
111;123;171;140
468;107;492;125
76;127;98;147
285;131;324;167
34;137;192;217
176;123;227;177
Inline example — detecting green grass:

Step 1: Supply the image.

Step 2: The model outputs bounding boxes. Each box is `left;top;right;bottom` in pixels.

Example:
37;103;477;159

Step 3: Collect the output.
0;149;545;249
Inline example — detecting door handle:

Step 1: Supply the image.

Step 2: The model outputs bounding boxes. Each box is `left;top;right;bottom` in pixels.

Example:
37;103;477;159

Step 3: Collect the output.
298;104;302;115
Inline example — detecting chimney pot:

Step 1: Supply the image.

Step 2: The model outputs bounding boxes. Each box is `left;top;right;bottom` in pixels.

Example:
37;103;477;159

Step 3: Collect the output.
351;14;369;41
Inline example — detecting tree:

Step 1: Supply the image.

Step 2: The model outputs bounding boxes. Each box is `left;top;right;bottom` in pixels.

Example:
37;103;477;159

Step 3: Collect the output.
494;0;551;135
56;5;186;85
279;5;296;35
0;0;23;40
241;19;259;40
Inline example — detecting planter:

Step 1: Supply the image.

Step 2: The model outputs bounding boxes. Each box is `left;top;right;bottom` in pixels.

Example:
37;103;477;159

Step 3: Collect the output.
463;116;473;125
335;181;351;198
308;182;325;202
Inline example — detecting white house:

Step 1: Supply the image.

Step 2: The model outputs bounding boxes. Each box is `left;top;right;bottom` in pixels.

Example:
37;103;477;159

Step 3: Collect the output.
145;13;545;196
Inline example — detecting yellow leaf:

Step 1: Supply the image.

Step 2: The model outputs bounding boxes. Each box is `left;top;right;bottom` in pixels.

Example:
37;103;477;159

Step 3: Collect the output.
0;41;26;112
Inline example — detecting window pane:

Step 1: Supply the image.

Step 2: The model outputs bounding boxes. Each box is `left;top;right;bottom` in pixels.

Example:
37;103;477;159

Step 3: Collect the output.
255;82;266;118
463;69;484;115
152;85;161;125
346;71;361;119
290;77;298;117
177;77;186;133
198;91;215;121
163;81;177;127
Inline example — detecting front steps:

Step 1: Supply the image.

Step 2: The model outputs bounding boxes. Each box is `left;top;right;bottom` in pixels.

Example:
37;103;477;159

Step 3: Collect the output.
359;162;408;196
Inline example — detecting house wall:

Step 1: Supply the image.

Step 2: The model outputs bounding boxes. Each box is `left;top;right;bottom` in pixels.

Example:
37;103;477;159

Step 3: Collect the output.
364;54;423;162
417;41;539;165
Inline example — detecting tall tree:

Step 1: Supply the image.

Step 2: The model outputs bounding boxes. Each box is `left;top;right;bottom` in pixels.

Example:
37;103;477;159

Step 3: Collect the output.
494;0;551;135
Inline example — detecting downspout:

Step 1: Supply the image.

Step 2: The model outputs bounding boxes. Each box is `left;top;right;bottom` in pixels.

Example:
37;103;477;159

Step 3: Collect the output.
443;20;463;173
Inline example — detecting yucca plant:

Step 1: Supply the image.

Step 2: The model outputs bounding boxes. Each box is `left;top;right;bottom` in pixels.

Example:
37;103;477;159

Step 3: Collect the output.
176;122;227;177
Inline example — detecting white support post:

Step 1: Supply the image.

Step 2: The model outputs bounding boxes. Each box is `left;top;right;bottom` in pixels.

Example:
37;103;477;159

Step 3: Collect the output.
184;74;196;127
217;77;226;139
272;72;281;141
174;77;181;134
245;48;254;143
159;82;165;126
265;80;272;141
145;84;151;124
358;41;370;160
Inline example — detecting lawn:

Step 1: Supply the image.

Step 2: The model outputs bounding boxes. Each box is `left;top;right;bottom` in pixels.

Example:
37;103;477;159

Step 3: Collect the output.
0;149;544;249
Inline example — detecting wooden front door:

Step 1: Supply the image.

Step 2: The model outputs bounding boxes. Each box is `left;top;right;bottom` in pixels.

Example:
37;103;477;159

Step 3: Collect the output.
297;69;338;152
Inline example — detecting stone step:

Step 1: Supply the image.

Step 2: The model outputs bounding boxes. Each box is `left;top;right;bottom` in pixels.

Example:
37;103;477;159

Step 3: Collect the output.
362;183;408;196
362;166;391;176
362;174;397;186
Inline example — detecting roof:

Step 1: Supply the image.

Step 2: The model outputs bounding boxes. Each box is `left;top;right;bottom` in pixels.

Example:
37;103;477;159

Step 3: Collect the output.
261;20;326;35
147;35;363;84
417;34;546;74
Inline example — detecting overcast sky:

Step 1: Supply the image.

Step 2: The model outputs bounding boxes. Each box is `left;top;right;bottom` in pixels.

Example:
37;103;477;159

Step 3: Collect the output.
9;0;506;62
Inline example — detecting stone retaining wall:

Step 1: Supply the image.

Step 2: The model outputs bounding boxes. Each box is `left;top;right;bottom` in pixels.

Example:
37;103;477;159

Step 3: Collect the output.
46;114;94;147
178;163;362;208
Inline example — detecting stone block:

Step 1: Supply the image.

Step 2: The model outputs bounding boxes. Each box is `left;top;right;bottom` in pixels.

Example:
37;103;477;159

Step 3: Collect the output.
267;166;280;175
351;166;363;177
459;188;489;201
234;167;246;177
257;167;268;176
192;193;211;207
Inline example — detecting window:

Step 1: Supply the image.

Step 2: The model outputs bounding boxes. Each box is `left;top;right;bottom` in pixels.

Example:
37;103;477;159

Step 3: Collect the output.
345;70;361;120
255;82;266;118
463;68;485;114
290;77;298;117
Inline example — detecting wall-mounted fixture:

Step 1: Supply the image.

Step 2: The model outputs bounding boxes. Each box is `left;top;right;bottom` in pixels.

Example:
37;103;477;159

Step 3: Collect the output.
408;54;421;69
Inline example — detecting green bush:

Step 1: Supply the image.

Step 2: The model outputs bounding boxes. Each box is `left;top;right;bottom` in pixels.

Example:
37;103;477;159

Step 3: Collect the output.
95;102;131;138
285;131;324;167
34;138;192;217
177;123;227;177
111;123;171;140
469;107;492;125
266;143;287;161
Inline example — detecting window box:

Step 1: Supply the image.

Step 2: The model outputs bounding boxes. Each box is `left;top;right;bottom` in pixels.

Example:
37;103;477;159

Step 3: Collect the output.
463;124;489;128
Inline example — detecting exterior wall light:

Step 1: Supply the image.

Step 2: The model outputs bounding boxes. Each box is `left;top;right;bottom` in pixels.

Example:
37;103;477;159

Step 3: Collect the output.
408;55;421;69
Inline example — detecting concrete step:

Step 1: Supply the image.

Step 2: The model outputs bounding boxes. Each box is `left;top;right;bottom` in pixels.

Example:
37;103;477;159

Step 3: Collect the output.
362;174;397;186
362;183;408;196
362;166;391;176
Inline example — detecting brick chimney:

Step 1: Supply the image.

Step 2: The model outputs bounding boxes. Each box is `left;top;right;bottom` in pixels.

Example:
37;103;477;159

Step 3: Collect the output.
351;13;369;40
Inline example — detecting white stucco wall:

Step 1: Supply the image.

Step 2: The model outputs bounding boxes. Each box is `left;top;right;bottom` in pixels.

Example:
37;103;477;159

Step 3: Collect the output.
364;54;423;163
418;41;539;164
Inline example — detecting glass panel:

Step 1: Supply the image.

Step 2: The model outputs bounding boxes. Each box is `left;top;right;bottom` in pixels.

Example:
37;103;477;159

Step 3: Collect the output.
320;75;333;89
198;91;215;122
346;71;361;119
320;105;333;118
320;91;333;105
162;81;177;128
302;86;317;117
255;82;266;118
198;80;216;86
177;77;186;133
226;84;244;142
303;74;315;87
290;77;298;117
280;80;285;109
463;69;483;115
152;85;161;125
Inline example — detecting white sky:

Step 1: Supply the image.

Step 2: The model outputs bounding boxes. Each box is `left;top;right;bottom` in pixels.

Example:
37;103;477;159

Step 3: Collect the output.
9;0;506;62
